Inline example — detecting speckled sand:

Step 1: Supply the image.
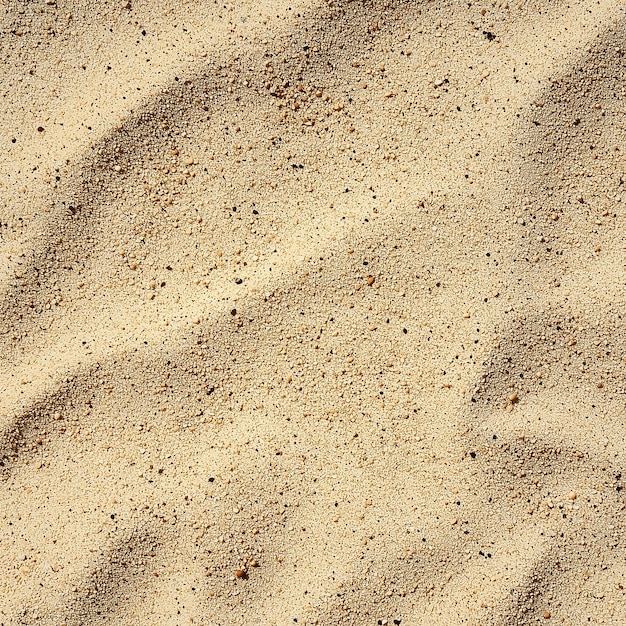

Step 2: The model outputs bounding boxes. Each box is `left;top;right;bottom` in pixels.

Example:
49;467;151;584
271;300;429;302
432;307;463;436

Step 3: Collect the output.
1;0;626;624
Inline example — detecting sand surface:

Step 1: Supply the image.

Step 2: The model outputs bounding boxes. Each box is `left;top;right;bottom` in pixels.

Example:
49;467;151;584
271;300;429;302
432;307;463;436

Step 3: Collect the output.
1;0;626;623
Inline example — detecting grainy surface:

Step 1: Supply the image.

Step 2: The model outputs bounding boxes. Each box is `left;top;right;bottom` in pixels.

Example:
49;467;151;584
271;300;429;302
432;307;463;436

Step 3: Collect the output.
1;0;626;624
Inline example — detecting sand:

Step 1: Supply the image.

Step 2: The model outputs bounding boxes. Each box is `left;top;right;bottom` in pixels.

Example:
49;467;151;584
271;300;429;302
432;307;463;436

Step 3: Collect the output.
1;0;625;623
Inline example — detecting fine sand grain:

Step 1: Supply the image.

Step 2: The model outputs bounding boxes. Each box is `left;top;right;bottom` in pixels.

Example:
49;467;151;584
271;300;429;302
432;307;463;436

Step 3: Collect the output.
1;0;626;623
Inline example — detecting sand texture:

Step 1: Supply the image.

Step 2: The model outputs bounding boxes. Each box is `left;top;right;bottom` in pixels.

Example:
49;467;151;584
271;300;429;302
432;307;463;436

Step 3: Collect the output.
1;0;626;623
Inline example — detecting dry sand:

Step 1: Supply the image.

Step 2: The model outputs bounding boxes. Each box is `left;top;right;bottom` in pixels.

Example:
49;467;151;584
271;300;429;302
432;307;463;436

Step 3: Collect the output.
1;0;626;623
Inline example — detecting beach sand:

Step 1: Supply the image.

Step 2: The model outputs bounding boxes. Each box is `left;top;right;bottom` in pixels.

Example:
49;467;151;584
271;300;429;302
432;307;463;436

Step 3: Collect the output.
1;0;626;623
